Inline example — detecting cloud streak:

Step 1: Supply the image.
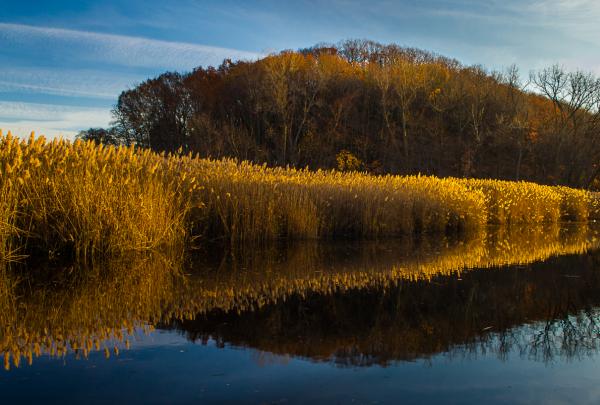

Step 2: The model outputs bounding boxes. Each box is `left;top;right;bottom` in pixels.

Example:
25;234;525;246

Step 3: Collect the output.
0;67;139;99
0;22;263;71
0;22;265;138
0;101;112;139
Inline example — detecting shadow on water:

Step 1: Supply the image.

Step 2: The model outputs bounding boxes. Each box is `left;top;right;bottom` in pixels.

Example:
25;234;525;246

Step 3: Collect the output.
2;223;600;370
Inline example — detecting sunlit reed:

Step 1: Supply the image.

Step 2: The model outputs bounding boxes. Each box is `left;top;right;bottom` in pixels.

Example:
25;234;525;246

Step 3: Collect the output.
1;130;598;262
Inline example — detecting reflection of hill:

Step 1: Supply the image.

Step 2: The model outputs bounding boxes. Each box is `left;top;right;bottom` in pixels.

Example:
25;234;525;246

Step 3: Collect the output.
1;224;600;369
174;252;600;366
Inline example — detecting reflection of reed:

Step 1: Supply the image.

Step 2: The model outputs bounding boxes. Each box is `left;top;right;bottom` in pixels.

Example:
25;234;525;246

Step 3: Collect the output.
0;254;180;370
1;224;599;369
182;224;600;314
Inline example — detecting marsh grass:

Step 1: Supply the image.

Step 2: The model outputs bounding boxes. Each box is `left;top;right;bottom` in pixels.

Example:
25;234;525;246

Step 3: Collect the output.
190;160;487;244
472;179;559;223
0;131;195;261
0;130;599;261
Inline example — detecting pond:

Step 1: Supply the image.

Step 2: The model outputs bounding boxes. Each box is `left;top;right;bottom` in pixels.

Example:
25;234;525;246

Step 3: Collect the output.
2;224;600;404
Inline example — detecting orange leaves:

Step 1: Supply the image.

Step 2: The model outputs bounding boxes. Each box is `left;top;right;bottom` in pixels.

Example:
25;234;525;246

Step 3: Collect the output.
315;53;359;78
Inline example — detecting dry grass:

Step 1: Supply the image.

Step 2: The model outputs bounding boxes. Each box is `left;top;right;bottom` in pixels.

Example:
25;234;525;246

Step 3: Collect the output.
461;179;594;224
189;160;487;243
0;131;194;261
1;130;599;261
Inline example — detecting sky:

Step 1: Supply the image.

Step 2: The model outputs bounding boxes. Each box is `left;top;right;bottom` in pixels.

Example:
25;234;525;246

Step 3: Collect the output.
2;0;600;138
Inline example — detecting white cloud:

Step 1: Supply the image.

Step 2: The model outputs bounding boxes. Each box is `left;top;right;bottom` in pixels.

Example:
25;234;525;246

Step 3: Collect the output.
426;0;600;38
0;67;139;99
0;22;263;71
0;23;265;138
0;101;112;139
372;0;600;74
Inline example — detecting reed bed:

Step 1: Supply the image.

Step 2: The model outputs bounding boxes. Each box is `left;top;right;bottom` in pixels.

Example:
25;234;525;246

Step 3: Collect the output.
462;178;594;224
189;159;487;243
1;130;599;261
0;131;194;261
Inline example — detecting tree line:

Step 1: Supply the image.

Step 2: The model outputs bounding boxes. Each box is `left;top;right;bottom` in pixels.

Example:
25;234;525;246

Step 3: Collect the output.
79;39;600;188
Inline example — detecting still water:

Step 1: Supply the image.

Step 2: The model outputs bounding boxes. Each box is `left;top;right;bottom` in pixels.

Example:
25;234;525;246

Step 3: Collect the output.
3;225;600;403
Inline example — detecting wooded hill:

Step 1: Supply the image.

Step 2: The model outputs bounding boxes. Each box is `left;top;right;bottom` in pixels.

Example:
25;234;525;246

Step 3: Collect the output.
81;39;600;188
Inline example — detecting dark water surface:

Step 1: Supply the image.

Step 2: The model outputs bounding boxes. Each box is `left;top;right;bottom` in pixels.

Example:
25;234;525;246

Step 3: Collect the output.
3;225;600;404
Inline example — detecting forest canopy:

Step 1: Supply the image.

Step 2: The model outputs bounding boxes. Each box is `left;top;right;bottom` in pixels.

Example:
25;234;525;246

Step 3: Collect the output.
79;39;600;188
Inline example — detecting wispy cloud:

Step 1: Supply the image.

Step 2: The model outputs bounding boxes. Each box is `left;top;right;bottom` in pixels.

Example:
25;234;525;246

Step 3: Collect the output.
415;0;600;39
0;22;265;138
0;67;139;99
337;0;600;74
0;101;112;139
0;22;263;71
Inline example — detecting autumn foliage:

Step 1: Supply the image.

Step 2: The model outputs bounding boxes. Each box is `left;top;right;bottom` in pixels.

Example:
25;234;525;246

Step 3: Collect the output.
87;40;600;188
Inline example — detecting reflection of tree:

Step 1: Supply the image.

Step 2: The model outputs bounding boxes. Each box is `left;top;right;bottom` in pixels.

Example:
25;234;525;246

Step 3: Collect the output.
444;310;600;365
513;311;600;363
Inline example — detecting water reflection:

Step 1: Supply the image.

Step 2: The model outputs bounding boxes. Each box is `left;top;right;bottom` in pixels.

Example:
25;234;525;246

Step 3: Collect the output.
2;224;600;370
0;254;181;369
176;253;600;367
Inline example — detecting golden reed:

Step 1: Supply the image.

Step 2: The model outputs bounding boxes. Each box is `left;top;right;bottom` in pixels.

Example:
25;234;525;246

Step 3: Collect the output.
0;130;598;260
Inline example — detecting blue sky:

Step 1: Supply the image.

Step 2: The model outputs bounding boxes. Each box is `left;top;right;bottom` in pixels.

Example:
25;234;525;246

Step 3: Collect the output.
2;0;600;138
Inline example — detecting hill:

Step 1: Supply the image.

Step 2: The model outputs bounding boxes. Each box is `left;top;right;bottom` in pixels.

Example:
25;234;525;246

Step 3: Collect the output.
81;39;600;188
